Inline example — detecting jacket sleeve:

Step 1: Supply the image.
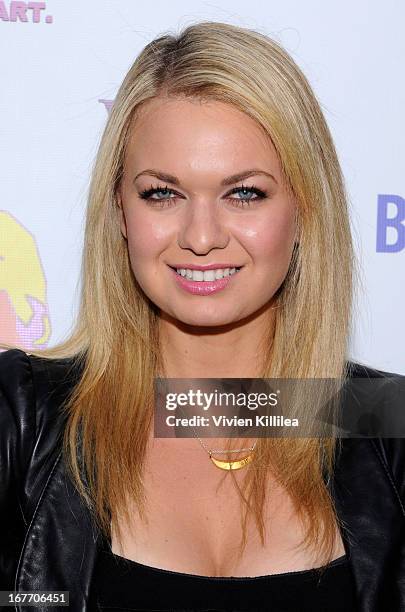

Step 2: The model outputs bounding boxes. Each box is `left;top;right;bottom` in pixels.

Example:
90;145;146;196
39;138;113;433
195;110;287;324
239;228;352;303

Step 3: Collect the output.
0;348;36;590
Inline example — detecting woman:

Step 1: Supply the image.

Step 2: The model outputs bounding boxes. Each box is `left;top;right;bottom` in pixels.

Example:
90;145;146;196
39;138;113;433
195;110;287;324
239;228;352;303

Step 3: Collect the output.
1;20;404;612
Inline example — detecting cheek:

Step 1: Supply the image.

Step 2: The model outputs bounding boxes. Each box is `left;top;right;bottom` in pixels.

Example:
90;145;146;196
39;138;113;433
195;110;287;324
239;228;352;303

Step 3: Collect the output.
125;210;172;265
238;206;297;264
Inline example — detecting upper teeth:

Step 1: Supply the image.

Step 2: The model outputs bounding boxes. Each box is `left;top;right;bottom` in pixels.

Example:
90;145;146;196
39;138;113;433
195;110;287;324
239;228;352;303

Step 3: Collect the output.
175;267;239;281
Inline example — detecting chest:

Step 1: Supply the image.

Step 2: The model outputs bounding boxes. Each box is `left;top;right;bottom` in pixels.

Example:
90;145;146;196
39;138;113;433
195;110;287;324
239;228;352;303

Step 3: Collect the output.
110;441;346;577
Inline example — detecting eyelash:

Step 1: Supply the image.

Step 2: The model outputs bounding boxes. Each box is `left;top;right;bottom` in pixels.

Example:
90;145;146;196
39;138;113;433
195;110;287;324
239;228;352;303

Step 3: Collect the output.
138;183;268;209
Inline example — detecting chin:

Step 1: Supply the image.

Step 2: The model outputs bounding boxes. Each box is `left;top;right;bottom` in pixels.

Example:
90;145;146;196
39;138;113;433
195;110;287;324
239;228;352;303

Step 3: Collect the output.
165;307;245;329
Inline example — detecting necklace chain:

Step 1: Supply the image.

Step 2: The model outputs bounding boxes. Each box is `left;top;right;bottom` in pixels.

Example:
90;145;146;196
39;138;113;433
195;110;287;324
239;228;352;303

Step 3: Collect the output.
196;436;257;456
164;392;258;460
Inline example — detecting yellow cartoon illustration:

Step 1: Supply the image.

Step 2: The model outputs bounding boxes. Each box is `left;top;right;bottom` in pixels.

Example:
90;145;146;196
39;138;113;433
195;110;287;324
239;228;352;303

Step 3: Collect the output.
0;211;51;349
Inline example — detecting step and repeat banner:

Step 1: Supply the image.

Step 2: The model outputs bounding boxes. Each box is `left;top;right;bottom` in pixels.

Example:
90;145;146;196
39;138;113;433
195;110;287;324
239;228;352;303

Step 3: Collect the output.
0;1;404;372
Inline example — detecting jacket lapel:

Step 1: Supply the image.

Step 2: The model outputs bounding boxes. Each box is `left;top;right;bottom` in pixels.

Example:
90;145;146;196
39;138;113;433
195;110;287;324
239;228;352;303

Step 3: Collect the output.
332;437;405;611
15;453;100;612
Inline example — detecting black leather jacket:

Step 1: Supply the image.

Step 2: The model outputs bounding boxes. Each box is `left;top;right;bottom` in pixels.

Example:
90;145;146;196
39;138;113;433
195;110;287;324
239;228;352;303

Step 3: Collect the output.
0;348;404;612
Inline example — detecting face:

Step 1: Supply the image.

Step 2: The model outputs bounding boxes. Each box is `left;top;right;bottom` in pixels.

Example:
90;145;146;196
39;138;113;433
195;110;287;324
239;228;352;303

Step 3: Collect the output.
116;97;297;328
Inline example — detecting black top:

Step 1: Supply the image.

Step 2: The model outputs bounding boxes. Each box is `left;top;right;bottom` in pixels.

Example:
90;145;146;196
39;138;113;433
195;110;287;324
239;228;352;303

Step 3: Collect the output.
88;535;358;612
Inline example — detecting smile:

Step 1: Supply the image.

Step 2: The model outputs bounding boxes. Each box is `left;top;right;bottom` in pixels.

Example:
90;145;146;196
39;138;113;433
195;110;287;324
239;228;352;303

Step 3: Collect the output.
174;267;241;282
168;265;243;295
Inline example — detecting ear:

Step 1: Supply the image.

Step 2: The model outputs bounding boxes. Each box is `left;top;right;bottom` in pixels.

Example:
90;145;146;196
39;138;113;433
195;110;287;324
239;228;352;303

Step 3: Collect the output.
115;190;128;239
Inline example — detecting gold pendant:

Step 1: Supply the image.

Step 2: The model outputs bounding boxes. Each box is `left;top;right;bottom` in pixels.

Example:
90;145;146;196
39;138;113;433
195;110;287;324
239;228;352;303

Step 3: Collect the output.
209;451;255;470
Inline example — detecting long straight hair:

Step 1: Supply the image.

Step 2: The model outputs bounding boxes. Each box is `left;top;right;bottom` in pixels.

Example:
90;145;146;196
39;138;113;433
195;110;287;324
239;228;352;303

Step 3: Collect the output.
8;21;358;569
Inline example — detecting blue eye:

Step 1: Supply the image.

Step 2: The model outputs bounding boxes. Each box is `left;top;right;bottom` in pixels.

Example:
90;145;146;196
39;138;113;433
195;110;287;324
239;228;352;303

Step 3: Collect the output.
227;184;267;206
138;185;178;208
138;183;267;209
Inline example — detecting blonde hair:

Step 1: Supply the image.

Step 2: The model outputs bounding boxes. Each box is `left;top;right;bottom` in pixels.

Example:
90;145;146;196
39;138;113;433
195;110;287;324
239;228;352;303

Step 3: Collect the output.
5;21;358;570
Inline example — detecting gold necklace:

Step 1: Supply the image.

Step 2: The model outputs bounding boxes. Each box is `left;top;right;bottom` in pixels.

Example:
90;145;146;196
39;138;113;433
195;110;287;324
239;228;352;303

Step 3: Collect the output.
158;376;258;471
195;437;257;471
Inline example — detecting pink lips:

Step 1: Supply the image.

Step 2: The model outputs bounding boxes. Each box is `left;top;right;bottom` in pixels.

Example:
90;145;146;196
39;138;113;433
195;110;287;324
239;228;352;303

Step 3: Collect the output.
169;266;239;295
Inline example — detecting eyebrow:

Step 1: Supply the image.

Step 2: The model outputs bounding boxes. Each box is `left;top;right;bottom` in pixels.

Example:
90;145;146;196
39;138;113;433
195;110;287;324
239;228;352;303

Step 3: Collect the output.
133;169;278;186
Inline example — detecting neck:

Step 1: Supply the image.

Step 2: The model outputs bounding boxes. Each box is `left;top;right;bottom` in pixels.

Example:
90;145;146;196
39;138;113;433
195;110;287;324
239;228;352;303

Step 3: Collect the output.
158;304;275;379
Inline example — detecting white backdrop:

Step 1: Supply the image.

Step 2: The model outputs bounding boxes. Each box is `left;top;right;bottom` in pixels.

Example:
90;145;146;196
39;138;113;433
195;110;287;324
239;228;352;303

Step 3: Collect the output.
1;0;404;373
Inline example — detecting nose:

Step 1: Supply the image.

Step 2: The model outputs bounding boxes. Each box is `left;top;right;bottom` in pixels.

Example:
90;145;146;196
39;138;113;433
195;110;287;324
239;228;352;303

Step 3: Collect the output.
177;197;230;255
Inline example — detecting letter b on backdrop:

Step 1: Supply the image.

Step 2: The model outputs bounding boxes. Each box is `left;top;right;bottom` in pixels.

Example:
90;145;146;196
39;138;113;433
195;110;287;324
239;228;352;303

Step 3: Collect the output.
376;194;405;252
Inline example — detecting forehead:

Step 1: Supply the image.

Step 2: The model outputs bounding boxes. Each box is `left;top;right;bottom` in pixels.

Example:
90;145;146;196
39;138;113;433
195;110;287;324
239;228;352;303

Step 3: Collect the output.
124;96;280;174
